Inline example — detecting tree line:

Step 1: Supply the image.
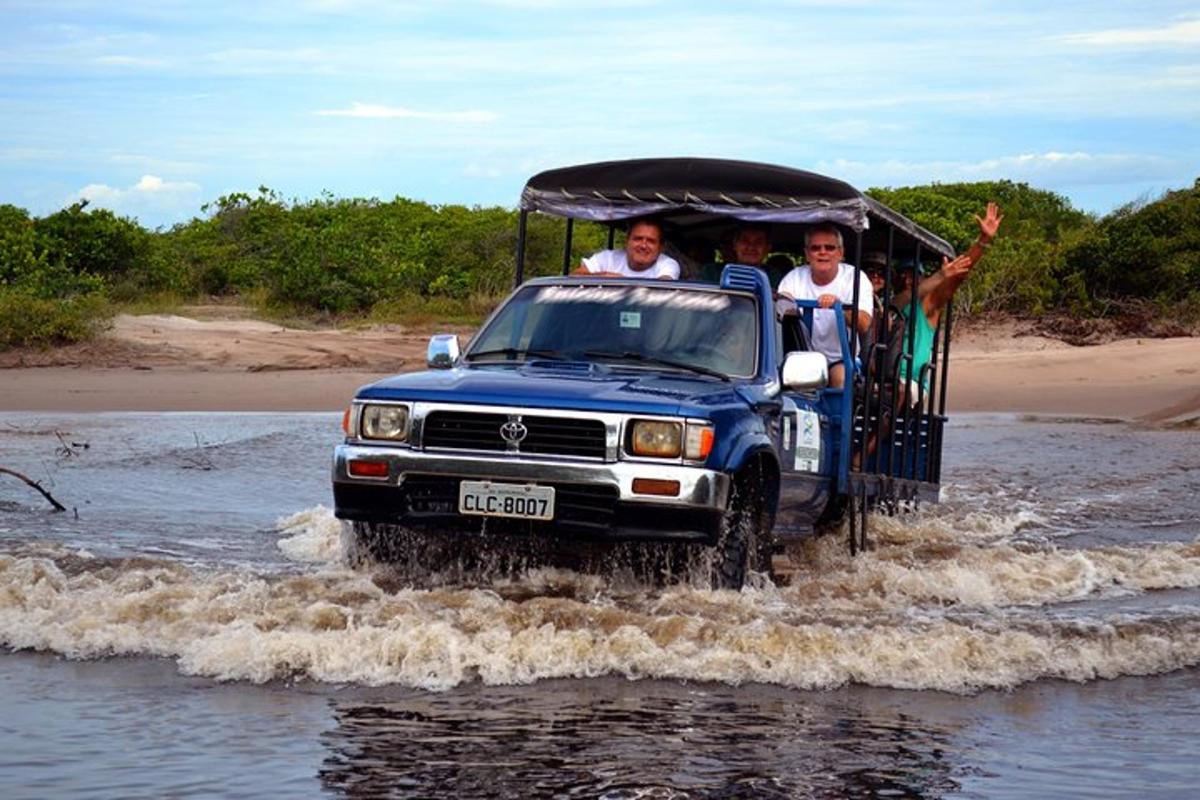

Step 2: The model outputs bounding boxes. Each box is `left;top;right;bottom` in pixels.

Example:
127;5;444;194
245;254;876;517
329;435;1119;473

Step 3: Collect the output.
2;178;1197;348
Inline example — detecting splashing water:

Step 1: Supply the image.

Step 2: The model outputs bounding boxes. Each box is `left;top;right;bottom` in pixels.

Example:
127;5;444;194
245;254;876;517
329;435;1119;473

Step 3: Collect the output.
1;411;1198;696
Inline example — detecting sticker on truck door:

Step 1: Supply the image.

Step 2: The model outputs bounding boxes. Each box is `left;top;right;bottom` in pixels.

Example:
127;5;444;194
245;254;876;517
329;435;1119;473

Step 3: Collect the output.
795;409;820;472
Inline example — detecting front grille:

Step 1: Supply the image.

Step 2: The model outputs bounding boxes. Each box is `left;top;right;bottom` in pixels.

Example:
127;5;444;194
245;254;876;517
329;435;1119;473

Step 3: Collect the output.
423;411;607;459
401;474;618;531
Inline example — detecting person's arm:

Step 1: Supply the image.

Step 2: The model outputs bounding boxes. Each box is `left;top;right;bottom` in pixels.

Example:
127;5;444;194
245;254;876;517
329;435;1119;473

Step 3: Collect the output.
573;265;625;277
574;252;599;276
918;202;1003;315
774;272;799;316
962;201;1002;267
853;271;874;335
573;251;625;277
815;295;872;334
918;254;972;314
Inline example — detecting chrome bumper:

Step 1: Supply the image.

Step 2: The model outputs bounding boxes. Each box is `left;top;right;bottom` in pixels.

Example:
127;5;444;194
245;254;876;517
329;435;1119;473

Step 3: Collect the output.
332;444;730;509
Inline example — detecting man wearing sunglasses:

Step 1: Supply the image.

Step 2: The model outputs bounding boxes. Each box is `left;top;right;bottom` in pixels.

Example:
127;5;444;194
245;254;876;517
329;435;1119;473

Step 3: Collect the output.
777;224;874;388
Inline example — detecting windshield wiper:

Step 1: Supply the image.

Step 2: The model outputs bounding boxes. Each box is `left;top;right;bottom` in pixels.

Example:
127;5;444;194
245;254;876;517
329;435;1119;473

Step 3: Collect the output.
583;350;731;382
465;347;568;362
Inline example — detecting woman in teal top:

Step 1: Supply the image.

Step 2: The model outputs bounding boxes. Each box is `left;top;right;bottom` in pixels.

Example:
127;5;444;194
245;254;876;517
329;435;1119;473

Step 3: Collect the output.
899;301;938;393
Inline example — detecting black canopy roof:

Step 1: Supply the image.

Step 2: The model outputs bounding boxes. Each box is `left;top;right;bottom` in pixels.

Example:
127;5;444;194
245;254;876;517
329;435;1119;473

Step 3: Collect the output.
520;157;954;258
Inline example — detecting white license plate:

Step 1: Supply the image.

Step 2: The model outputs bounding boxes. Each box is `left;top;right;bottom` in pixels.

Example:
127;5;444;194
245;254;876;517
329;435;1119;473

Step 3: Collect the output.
459;481;555;521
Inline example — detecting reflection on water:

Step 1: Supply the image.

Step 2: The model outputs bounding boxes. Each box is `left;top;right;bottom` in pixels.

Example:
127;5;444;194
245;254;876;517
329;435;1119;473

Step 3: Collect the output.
1;412;1199;798
319;680;965;799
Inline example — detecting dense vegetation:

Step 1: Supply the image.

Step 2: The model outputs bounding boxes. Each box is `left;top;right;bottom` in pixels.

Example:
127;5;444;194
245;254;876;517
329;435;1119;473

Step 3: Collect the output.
2;178;1197;348
869;179;1199;319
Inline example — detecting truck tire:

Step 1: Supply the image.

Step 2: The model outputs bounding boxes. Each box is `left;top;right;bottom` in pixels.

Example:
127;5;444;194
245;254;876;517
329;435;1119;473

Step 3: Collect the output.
713;465;774;590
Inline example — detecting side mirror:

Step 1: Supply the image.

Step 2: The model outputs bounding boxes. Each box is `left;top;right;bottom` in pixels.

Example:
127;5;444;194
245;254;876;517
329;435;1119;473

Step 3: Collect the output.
782;351;828;391
427;334;461;369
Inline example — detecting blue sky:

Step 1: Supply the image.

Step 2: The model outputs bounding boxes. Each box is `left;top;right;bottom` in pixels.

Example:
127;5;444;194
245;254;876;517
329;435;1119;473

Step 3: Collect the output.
2;0;1197;228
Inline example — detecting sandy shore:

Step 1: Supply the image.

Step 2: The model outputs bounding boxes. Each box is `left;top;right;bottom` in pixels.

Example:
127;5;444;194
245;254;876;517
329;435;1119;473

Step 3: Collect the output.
1;313;1197;423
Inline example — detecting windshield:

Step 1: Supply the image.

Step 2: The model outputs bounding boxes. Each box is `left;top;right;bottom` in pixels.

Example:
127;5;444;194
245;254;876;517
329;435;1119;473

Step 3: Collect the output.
468;283;759;378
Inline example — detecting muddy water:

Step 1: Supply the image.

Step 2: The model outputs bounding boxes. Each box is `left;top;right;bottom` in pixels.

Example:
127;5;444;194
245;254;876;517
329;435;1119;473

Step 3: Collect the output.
1;412;1198;798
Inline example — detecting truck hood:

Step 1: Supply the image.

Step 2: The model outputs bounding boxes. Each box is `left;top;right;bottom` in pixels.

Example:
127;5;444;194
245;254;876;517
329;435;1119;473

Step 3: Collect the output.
354;362;752;416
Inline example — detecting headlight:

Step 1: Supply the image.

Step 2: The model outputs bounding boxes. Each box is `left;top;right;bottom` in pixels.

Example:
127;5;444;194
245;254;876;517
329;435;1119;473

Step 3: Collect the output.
360;403;410;441
629;420;682;458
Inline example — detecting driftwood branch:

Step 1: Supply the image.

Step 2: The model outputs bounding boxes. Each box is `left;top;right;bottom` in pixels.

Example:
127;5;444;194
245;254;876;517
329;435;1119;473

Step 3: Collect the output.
54;430;89;459
0;466;67;512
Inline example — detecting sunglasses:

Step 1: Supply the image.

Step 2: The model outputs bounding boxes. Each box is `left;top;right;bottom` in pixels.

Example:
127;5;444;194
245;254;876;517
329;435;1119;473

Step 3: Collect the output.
807;243;840;252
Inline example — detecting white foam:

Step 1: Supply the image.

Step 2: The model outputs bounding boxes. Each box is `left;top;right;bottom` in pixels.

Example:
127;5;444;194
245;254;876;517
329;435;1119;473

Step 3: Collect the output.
3;539;1200;693
275;506;345;564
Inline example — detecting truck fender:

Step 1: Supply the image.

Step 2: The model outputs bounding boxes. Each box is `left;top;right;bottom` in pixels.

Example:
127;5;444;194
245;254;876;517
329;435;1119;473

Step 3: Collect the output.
722;436;781;517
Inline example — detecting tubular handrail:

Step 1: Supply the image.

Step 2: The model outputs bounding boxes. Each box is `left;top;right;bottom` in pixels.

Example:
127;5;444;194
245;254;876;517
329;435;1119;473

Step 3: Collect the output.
790;298;856;494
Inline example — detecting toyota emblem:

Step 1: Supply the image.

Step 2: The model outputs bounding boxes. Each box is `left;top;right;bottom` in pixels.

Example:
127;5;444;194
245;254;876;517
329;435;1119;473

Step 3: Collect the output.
500;420;528;444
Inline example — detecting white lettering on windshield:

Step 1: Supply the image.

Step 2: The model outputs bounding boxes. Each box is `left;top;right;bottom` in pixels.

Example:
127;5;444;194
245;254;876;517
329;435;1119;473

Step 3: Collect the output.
534;285;731;312
536;285;627;304
629;287;730;311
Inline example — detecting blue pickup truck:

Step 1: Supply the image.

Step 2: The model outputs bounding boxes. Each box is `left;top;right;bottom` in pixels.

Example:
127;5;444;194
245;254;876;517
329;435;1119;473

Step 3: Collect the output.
332;158;956;588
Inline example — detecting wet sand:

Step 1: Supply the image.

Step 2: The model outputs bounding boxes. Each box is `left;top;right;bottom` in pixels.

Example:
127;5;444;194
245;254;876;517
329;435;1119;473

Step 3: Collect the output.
949;333;1200;424
1;313;1196;422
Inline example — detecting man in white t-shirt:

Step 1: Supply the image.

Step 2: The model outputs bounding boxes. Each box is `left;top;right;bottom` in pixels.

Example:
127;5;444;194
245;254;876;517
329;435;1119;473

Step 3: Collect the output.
573;218;680;279
777;224;873;388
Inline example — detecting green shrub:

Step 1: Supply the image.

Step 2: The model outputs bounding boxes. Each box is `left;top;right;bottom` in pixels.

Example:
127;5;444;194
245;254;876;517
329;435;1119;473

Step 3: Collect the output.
0;288;110;347
4;176;1197;327
369;292;503;327
34;202;151;283
868;181;1096;314
1065;179;1200;307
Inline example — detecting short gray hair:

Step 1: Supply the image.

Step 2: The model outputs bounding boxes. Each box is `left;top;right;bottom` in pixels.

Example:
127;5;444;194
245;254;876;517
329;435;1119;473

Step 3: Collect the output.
804;224;844;250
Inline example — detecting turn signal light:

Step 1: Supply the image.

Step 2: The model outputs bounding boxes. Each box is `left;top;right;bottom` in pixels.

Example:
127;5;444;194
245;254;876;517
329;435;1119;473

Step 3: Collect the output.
342;407;351;435
685;424;714;460
348;460;389;478
632;478;680;496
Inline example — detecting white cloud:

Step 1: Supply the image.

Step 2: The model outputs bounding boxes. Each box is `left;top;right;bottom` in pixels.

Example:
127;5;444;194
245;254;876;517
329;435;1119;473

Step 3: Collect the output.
820;151;1183;190
78;174;201;200
73;174;202;223
135;175;185;192
1051;16;1200;48
315;102;497;123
